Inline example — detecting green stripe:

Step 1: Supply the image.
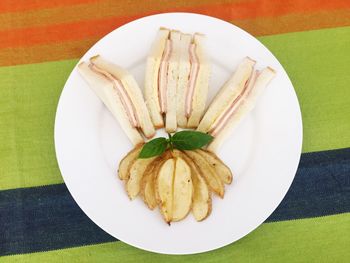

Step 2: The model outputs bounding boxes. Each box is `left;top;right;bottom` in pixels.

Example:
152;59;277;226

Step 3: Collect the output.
1;26;350;190
259;26;350;153
0;60;76;190
2;213;349;262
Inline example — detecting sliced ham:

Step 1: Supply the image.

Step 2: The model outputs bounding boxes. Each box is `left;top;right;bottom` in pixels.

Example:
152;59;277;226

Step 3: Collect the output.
89;63;140;128
185;43;200;117
210;70;259;136
158;39;172;113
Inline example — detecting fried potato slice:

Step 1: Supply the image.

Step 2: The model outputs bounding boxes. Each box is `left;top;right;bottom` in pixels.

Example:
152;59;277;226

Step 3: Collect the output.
118;145;143;180
195;149;233;184
173;150;211;221
140;153;171;210
155;158;175;224
184;150;224;198
140;159;159;210
126;156;156;200
172;157;193;221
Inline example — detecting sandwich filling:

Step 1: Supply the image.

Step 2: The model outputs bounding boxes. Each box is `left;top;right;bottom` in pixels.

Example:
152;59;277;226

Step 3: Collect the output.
209;70;259;136
89;63;140;128
185;43;200;117
158;39;172;113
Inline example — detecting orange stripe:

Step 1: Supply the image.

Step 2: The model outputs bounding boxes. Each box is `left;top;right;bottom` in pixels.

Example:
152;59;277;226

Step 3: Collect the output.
0;16;138;49
0;0;99;13
0;0;235;31
1;0;349;31
182;0;350;20
233;8;350;36
0;9;349;67
1;0;350;49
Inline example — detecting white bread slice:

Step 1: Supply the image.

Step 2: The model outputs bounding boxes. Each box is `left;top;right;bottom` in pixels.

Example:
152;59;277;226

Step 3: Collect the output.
165;30;181;132
187;33;211;128
144;28;170;128
78;62;144;145
176;33;192;128
208;67;276;152
197;57;255;133
90;56;155;139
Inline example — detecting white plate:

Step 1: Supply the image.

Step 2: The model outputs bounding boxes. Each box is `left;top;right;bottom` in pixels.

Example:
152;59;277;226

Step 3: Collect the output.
54;13;302;255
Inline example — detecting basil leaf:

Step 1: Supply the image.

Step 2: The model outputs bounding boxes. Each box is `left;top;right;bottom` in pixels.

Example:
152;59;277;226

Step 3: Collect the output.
172;131;213;150
139;137;168;159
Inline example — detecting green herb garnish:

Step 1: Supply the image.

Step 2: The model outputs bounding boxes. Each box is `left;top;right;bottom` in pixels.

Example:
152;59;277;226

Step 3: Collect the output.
138;131;213;159
138;137;168;159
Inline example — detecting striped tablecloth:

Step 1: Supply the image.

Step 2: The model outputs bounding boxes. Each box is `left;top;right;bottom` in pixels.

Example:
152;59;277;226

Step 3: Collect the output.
1;1;349;262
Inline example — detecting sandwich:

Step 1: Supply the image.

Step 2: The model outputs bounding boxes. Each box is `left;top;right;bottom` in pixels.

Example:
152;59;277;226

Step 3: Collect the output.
177;33;210;128
78;55;155;145
197;57;276;152
144;28;210;132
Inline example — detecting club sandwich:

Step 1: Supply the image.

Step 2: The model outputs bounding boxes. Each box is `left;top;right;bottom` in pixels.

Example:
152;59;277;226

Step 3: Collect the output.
78;55;155;145
144;28;210;131
197;57;276;152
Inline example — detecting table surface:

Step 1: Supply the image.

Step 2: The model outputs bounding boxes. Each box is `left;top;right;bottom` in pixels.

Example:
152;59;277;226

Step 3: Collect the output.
0;0;349;262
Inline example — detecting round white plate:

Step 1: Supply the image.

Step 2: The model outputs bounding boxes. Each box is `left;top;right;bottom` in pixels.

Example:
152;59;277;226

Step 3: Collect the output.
55;13;302;255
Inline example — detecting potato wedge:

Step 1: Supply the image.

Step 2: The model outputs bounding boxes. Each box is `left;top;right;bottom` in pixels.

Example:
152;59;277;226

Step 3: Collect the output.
172;157;193;221
195;149;233;184
118;145;143;180
184;150;224;198
140;159;159;210
173;150;211;221
141;152;173;209
140;161;157;210
155;158;175;224
191;168;212;221
126;156;156;200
